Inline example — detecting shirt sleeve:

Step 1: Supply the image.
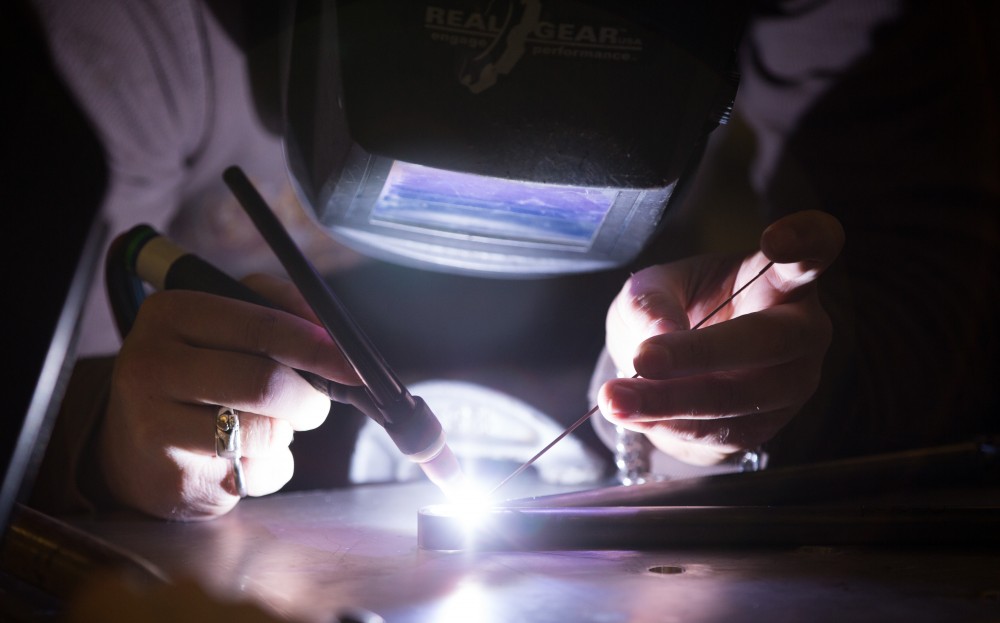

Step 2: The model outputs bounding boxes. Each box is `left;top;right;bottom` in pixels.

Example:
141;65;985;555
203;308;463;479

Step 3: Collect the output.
738;0;1000;463
29;0;293;357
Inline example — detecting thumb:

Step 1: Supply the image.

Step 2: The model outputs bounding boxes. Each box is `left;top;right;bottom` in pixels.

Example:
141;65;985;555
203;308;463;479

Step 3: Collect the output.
760;210;845;290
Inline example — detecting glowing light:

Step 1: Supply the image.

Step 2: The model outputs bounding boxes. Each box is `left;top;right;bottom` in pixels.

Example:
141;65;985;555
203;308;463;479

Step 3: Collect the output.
420;484;497;551
443;484;494;533
431;578;500;623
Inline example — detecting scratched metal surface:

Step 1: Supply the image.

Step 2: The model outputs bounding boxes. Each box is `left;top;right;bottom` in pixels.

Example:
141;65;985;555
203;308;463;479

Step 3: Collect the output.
67;481;1000;623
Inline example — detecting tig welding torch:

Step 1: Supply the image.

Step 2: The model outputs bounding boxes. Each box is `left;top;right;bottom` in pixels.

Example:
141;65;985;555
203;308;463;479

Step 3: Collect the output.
106;222;465;497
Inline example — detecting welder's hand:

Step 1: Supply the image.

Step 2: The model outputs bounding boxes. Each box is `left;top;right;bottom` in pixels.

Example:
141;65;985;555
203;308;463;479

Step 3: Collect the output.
100;273;360;520
599;210;845;466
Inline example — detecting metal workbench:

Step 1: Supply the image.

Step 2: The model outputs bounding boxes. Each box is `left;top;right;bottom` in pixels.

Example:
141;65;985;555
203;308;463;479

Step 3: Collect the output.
53;479;999;623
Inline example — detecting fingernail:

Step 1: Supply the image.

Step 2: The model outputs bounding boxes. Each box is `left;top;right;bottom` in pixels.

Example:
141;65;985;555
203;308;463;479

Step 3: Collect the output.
610;385;642;415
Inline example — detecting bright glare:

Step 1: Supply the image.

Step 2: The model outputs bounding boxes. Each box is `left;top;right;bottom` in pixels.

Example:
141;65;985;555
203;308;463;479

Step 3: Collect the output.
423;481;495;551
445;484;494;532
432;578;500;623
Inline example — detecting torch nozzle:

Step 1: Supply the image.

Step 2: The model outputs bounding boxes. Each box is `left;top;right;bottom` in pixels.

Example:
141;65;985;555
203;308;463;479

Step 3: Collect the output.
416;443;467;499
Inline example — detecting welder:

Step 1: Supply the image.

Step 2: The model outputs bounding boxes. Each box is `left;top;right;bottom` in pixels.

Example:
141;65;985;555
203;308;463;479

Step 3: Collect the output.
21;0;999;522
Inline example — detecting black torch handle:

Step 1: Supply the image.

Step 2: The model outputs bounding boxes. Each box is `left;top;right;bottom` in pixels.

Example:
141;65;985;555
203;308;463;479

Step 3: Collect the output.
222;166;412;419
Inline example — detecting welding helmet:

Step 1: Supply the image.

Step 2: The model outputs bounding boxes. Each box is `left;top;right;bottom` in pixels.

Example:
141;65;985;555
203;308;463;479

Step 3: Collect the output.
283;0;746;277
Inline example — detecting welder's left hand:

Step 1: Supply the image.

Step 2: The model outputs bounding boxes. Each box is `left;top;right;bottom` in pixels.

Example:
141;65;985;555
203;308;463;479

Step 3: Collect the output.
598;210;845;466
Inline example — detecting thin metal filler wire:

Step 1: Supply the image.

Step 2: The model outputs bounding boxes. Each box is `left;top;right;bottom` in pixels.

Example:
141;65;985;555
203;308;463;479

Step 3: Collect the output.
488;261;776;496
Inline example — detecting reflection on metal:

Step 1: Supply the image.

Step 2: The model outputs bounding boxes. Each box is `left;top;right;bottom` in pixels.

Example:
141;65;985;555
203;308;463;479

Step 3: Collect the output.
429;578;499;623
613;425;652;485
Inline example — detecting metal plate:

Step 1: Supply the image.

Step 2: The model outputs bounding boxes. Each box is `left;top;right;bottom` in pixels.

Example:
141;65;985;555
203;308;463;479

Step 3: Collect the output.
58;481;1000;623
417;504;1000;551
419;442;1000;550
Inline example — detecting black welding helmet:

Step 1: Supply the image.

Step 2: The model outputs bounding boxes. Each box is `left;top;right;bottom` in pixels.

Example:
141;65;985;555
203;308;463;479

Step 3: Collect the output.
283;0;746;277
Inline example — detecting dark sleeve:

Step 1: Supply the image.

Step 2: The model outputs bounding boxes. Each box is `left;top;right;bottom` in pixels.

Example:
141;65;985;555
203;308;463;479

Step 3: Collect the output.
737;0;1000;464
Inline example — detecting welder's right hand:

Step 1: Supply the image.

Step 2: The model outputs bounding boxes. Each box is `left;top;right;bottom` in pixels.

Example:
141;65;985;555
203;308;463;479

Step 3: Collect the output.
99;273;360;521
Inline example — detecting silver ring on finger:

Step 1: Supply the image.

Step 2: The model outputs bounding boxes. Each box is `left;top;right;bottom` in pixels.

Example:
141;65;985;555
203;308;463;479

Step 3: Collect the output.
215;406;248;498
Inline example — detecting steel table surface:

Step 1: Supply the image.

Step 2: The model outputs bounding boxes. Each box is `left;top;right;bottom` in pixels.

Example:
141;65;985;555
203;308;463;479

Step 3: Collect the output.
65;481;1000;623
